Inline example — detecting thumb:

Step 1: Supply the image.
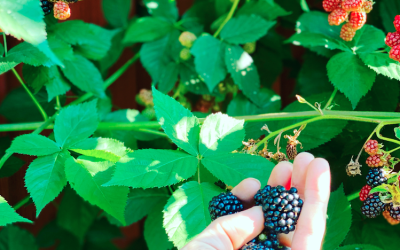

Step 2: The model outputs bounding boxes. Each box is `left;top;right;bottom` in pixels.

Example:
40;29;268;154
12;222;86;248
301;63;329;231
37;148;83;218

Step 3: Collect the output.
183;206;264;250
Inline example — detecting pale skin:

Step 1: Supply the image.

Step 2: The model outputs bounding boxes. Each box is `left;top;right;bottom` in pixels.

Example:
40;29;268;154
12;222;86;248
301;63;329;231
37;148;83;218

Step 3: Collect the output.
182;152;331;250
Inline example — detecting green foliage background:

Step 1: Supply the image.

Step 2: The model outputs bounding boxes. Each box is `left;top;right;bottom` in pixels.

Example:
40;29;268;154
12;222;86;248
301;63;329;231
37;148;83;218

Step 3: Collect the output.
0;0;400;249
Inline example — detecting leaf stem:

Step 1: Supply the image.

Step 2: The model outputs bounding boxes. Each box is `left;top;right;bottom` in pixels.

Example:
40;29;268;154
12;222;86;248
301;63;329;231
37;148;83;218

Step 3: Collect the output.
346;191;359;201
324;88;338;110
70;53;140;105
213;0;241;38
56;96;61;110
387;146;400;154
2;33;7;57
376;123;400;146
2;34;48;121
13;195;31;210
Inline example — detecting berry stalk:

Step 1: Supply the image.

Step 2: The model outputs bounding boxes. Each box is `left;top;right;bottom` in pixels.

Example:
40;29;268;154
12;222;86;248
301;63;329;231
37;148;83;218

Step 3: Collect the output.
213;0;241;38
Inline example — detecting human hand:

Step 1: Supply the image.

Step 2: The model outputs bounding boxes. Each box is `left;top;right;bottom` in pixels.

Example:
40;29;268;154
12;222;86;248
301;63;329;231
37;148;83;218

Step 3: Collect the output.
181;152;331;250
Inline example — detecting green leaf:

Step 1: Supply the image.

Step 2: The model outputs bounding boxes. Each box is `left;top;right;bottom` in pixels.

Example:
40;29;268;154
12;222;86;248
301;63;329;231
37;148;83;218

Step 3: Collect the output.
0;197;31;226
201;153;274;187
191;34;227;92
369;185;389;194
105;149;198;188
337;245;382;250
0;0;62;66
359;52;400;82
0;43;3;57
54;100;99;148
25;151;69;216
199;113;245;157
0;36;73;74
179;59;210;95
0;226;38;250
225;45;260;100
23;65;71;101
140;30;182;92
144;202;174;250
322;184;352;250
57;187;99;243
286;12;349;52
380;0;400;32
395;127;400;140
327;52;376;109
269;92;350;150
61;55;105;98
0;87;58;123
65;156;129;225
70;138;127;162
143;0;179;21
102;0;132;28
163;181;223;248
7;134;60;156
220;15;274;44
107;188;169;227
0;156;24;178
123;17;173;44
49;20;117;60
98;30;126;73
351;25;386;53
153;87;201;156
237;0;290;21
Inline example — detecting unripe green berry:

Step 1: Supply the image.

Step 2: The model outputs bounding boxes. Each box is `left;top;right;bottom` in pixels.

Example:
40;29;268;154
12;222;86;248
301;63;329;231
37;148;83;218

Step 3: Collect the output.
243;42;256;54
179;31;197;48
180;48;192;61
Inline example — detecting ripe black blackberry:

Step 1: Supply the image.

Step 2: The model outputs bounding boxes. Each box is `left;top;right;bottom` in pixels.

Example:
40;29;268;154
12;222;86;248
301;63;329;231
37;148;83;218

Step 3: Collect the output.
361;193;385;218
40;0;53;16
245;229;280;249
366;168;387;188
258;185;303;234
388;202;400;221
208;192;244;221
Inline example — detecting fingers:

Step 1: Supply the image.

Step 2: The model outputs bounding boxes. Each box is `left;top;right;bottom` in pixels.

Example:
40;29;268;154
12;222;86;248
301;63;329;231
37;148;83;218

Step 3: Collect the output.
267;161;293;189
291;152;315;197
291;158;331;250
232;178;261;208
184;207;264;250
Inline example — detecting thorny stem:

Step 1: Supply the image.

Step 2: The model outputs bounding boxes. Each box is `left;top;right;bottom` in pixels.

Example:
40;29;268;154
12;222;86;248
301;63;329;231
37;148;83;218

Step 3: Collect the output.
376;122;400;146
3;34;48;121
324;88;338;110
213;0;241;38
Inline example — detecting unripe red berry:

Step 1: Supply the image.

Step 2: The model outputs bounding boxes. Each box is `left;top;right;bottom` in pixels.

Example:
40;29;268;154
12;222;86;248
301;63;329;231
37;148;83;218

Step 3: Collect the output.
342;0;364;12
349;11;367;30
322;0;342;12
366;154;388;167
364;140;379;155
340;23;356;41
359;185;372;201
386;32;400;48
389;45;400;62
328;8;348;26
362;0;373;13
394;16;400;32
54;1;71;20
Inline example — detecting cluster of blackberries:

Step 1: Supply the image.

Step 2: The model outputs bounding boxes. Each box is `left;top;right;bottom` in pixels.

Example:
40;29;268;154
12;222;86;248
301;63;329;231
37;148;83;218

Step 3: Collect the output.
366;168;388;188
255;185;303;234
361;193;385;218
209;185;303;250
208;192;244;221
40;0;53;15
